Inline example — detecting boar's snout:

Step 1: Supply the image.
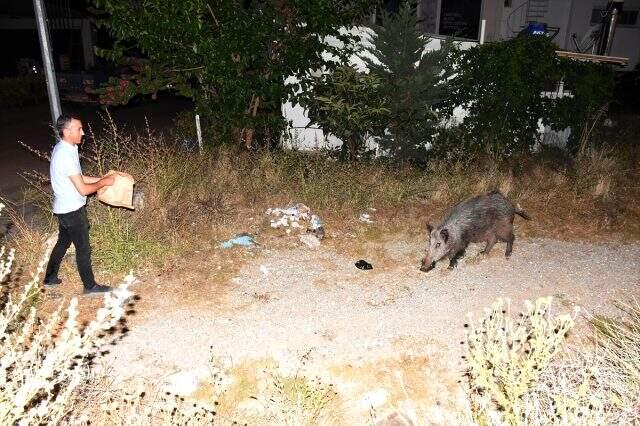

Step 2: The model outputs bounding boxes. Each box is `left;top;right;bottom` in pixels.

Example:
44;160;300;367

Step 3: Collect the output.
420;258;435;273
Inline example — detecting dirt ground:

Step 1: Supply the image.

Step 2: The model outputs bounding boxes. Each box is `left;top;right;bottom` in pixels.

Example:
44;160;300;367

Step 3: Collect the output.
82;228;639;423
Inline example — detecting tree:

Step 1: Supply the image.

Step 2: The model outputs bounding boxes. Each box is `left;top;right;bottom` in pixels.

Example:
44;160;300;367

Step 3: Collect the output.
304;64;389;161
92;0;378;148
364;2;452;162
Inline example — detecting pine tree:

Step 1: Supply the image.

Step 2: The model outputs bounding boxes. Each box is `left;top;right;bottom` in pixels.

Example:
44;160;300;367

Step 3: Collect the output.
365;2;451;162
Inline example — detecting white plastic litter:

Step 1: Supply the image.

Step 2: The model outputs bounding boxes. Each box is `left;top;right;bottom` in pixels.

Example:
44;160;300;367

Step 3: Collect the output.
359;213;374;224
299;234;321;249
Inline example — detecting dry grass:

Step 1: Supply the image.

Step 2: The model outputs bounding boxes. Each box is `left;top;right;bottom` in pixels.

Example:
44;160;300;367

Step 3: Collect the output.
0;198;51;270
463;297;579;425
70;352;343;425
9;113;640;280
463;297;640;425
328;353;469;424
221;353;341;425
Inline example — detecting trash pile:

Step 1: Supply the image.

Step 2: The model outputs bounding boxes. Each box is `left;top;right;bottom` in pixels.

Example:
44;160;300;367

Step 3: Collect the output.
266;203;325;248
267;203;324;237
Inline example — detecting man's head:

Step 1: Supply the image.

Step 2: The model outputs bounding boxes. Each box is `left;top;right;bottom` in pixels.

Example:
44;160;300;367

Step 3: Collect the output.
56;114;84;144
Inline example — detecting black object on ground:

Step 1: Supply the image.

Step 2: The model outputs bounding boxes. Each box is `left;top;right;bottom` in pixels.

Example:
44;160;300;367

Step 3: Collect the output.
355;260;373;270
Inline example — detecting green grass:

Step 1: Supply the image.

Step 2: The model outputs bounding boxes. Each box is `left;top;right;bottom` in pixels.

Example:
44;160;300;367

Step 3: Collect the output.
88;205;168;273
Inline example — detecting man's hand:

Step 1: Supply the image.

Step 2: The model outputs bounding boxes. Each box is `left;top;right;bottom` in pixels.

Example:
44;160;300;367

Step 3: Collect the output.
70;173;116;196
101;174;116;187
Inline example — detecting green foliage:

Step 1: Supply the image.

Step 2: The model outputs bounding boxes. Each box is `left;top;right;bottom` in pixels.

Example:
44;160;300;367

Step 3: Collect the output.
365;2;452;162
92;0;378;147
440;36;562;157
303;65;388;160
551;59;614;153
439;35;615;159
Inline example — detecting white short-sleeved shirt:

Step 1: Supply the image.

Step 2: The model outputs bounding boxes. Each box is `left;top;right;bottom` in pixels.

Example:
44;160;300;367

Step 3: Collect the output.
50;140;86;214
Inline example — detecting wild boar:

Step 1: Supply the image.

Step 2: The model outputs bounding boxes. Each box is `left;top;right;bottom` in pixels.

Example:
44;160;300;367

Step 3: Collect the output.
420;190;531;272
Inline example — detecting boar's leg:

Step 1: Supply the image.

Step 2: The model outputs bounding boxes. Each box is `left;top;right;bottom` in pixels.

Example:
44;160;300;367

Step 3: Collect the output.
448;249;466;270
505;232;515;257
481;235;497;255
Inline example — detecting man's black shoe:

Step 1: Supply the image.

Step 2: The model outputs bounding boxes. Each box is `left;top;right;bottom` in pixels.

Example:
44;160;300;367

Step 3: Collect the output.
83;284;112;296
43;278;62;288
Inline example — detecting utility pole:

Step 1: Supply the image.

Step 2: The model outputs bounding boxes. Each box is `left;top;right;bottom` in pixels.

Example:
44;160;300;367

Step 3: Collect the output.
33;0;62;127
598;0;624;56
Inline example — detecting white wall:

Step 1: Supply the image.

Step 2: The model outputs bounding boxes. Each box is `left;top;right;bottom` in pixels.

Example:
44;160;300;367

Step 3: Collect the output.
610;26;640;69
280;27;567;152
480;0;505;42
500;0;531;39
569;1;640;70
545;0;574;49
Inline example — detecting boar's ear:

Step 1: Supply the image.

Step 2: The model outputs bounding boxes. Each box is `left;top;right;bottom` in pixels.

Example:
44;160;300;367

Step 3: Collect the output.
426;223;433;233
440;228;449;243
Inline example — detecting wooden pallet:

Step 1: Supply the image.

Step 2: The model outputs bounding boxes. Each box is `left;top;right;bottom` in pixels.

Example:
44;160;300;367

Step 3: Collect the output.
555;50;629;66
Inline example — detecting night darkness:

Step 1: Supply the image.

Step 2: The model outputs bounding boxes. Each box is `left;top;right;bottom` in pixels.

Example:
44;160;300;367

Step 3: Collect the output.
0;0;113;77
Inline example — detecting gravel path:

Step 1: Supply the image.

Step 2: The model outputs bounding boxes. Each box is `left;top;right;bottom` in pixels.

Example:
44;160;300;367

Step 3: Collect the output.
104;236;640;421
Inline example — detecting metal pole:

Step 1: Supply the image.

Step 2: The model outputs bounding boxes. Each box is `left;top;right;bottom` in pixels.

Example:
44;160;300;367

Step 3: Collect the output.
598;0;624;56
603;5;620;56
195;114;203;154
33;0;62;126
479;19;486;44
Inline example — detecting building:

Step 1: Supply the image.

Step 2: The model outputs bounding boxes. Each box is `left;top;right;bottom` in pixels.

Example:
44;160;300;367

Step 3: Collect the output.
415;0;640;70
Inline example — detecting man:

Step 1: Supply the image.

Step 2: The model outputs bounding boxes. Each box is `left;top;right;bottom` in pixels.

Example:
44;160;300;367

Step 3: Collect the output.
43;114;115;295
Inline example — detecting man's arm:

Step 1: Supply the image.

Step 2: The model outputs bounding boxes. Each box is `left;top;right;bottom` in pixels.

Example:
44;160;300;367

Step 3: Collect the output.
69;174;115;196
82;175;101;184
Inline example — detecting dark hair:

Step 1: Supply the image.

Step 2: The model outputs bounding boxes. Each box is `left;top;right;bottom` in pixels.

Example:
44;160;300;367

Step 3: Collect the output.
55;114;82;138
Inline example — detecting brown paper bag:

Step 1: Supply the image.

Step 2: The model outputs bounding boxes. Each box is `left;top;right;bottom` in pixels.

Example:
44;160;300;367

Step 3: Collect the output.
97;170;135;209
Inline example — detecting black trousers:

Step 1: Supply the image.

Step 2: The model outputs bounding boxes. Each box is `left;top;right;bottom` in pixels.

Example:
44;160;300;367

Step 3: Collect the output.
44;206;97;289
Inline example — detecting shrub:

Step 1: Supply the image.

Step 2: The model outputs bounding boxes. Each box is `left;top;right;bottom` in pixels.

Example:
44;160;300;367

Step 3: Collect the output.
551;59;614;154
463;297;577;424
440;36;563;157
303;65;389;160
0;202;134;424
464;297;640;425
440;36;614;159
590;301;640;422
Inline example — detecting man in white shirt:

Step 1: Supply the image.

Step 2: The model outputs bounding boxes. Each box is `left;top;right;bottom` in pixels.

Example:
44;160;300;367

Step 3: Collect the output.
43;114;115;295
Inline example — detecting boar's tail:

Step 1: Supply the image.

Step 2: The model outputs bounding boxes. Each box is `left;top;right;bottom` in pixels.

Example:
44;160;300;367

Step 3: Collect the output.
515;204;531;221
